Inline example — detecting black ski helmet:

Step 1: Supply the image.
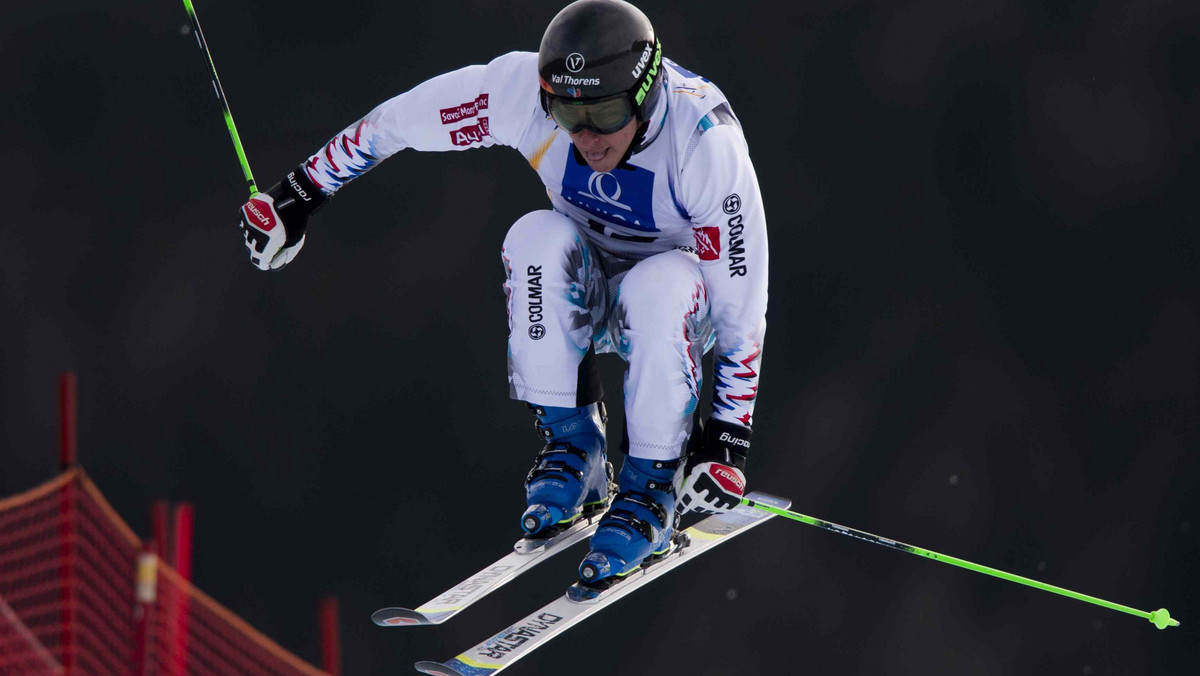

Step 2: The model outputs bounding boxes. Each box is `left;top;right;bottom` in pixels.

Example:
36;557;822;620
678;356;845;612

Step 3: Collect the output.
538;0;664;126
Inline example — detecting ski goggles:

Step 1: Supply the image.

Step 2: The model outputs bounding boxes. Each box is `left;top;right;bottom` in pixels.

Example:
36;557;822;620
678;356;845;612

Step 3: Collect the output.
545;93;637;135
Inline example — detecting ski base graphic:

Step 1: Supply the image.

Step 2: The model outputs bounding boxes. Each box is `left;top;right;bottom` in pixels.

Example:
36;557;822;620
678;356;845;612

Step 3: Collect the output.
414;491;790;675
373;510;606;627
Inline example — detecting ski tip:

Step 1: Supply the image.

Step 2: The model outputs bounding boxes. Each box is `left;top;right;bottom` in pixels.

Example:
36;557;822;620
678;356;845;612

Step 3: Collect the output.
372;607;432;627
415;661;466;675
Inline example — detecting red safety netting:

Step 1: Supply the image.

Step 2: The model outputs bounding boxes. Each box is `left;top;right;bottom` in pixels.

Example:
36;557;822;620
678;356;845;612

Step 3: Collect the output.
0;469;329;676
0;591;64;675
148;565;326;676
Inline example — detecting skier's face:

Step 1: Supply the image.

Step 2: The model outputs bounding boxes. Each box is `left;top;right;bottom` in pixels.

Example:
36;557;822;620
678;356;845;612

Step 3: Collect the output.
569;119;640;173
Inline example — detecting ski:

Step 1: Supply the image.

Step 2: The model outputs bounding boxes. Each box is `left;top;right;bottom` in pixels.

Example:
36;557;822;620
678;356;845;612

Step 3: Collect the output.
372;509;607;627
413;491;790;675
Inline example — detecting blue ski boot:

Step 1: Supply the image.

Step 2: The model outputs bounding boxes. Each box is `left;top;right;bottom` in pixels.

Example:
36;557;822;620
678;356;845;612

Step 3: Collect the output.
521;403;614;538
578;455;682;587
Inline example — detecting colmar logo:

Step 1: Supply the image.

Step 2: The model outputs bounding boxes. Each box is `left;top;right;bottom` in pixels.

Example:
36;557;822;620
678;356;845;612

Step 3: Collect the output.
711;466;746;494
527;265;543;323
243;198;276;231
693;226;720;261
726;214;747;277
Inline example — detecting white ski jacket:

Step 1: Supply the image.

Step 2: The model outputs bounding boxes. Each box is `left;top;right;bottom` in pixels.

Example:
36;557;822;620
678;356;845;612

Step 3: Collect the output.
303;51;767;428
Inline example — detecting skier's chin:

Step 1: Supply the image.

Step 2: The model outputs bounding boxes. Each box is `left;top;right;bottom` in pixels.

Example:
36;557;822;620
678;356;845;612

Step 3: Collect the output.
583;148;620;173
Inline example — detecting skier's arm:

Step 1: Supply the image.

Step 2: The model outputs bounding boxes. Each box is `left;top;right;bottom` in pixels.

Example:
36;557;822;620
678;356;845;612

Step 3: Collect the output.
683;122;768;431
676;117;768;514
237;52;537;269
302;51;538;195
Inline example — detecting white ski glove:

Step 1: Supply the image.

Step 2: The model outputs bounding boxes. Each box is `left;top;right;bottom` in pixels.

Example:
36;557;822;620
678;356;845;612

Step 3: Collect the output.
239;192;304;270
678;419;750;515
238;168;326;271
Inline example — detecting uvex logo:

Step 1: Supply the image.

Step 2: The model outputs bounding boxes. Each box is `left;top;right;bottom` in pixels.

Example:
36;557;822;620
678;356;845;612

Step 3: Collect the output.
631;43;653;79
634;41;661;106
244;199;275;231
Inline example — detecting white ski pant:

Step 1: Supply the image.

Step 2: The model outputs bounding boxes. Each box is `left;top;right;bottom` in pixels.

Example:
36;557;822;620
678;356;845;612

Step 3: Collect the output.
502;210;714;461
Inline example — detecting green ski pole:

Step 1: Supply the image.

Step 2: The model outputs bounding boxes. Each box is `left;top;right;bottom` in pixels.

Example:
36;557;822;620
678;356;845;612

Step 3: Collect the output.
742;498;1179;630
181;0;258;196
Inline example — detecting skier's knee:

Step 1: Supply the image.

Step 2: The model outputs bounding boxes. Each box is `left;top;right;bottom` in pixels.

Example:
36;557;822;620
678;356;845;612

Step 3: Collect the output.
619;252;705;335
503;210;581;258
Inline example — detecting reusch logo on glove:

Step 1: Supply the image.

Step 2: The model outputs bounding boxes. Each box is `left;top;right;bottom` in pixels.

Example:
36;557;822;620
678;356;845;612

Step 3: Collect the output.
711;466;745;494
243;198;277;232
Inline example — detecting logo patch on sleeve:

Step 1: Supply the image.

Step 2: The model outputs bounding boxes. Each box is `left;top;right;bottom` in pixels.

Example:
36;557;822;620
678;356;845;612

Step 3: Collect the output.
439;94;489;125
449;117;491;147
693;226;721;260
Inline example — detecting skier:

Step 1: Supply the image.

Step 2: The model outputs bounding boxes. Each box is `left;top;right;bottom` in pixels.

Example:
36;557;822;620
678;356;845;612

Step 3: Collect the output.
237;0;767;587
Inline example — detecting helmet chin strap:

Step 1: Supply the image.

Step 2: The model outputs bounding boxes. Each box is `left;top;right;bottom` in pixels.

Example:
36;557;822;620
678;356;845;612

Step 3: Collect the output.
619;82;668;168
615;121;650;169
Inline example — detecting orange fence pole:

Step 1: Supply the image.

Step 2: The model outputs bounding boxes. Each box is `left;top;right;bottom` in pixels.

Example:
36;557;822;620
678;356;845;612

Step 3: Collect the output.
152;500;169;561
58;372;77;470
145;501;168;676
133;546;157;676
170;503;194;676
57;373;78;674
319;596;341;676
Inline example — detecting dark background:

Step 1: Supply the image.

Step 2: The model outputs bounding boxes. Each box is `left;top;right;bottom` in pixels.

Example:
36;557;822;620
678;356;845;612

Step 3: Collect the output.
2;0;1197;674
